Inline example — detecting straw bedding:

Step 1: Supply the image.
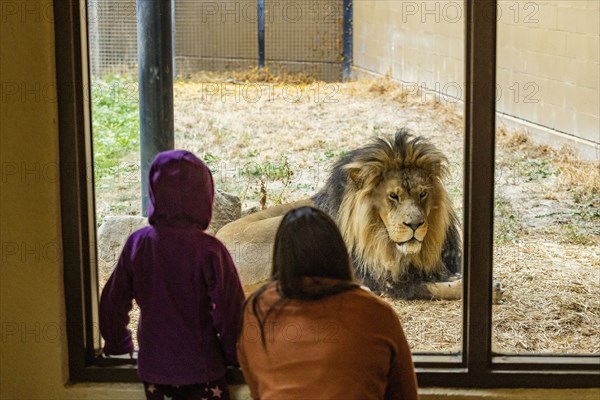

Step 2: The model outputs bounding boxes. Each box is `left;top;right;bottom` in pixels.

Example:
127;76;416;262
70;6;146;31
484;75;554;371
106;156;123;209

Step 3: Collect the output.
98;71;599;354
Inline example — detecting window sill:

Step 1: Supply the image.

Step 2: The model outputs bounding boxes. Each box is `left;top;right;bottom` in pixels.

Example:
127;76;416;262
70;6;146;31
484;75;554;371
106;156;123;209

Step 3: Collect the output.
63;382;146;399
61;383;599;400
63;382;252;400
420;388;600;400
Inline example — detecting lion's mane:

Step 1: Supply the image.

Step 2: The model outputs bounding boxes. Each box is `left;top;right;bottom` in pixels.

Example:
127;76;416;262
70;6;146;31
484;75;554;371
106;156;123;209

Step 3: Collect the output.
312;129;461;296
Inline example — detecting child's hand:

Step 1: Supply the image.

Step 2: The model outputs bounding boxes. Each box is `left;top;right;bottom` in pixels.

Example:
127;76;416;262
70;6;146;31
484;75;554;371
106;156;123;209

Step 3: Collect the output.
99;349;134;358
96;350;137;365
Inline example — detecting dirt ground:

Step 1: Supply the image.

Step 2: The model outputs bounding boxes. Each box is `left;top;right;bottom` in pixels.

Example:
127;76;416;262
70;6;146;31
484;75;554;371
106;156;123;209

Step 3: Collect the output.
96;72;599;354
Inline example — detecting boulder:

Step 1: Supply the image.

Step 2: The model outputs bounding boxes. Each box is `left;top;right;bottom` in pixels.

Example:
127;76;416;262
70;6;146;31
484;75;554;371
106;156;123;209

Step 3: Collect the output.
97;215;148;278
97;190;241;277
206;190;241;235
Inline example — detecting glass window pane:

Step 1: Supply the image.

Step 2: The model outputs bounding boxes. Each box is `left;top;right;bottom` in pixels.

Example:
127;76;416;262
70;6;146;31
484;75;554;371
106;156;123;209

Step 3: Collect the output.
88;0;142;349
89;0;468;356
355;1;466;354
493;0;599;355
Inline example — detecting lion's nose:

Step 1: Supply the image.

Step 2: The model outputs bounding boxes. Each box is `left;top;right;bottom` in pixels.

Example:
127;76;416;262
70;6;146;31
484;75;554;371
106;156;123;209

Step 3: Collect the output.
404;221;424;231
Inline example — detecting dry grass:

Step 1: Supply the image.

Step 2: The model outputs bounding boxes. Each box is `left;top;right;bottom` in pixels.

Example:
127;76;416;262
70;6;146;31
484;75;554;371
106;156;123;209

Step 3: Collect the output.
494;240;599;353
386;239;599;355
96;71;599;355
184;66;320;85
387;299;461;353
229;66;319;85
497;125;600;203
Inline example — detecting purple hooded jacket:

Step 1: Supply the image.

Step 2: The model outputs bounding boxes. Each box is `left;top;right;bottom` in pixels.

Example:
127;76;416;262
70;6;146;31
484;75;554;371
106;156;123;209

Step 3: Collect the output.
99;150;245;385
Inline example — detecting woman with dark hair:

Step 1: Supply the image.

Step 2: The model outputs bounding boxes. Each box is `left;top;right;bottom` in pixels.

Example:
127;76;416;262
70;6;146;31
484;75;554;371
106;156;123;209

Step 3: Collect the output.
237;206;418;400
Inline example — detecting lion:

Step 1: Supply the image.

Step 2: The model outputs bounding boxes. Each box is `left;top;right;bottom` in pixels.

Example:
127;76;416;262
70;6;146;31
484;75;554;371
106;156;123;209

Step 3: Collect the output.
217;129;503;302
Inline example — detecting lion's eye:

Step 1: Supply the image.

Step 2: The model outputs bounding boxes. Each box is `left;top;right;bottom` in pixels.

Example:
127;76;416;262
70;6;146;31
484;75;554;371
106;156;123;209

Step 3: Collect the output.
420;191;428;199
389;193;399;201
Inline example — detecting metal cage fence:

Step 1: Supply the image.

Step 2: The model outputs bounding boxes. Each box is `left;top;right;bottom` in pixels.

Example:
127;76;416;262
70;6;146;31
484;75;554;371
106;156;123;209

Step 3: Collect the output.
88;0;139;76
87;0;346;81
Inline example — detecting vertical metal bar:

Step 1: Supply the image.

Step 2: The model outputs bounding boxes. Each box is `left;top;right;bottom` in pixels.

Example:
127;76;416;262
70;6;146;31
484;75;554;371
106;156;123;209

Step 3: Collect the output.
257;0;265;68
342;0;353;80
172;0;177;79
463;0;497;376
137;0;175;215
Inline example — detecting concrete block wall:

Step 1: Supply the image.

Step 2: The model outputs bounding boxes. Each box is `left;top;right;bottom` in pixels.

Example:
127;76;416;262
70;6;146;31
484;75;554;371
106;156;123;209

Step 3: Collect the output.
353;0;599;159
354;0;463;89
497;0;599;147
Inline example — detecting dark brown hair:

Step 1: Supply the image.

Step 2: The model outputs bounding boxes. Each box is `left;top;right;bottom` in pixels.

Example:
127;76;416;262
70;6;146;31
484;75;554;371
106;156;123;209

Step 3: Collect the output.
247;206;358;348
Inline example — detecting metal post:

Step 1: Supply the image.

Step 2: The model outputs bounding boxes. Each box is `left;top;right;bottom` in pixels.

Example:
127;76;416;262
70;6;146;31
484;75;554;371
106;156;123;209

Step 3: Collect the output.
342;0;353;80
172;0;177;79
137;0;175;216
258;0;265;69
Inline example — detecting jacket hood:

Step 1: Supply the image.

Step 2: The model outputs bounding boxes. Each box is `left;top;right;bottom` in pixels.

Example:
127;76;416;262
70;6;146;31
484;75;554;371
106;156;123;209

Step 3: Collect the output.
147;150;214;229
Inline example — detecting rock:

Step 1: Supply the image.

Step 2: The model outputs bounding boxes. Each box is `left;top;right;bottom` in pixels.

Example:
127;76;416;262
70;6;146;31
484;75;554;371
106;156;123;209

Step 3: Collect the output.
207;190;242;235
97;216;148;278
97;190;240;277
241;206;260;217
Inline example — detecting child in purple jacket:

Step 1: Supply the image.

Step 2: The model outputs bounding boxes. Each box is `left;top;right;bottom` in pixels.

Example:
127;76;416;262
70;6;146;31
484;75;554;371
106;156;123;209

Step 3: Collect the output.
100;150;245;400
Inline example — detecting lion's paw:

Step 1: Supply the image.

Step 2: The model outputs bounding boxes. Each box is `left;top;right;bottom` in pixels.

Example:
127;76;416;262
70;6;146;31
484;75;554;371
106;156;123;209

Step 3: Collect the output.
427;278;504;303
425;279;462;300
492;281;505;304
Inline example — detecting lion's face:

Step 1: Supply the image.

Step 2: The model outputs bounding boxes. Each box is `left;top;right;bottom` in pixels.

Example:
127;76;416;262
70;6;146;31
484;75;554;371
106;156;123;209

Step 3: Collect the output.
373;168;434;255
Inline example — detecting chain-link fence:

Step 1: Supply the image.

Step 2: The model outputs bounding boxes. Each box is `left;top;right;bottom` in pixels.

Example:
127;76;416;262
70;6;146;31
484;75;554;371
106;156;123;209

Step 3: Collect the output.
175;0;258;75
88;0;138;76
88;0;345;81
264;0;344;81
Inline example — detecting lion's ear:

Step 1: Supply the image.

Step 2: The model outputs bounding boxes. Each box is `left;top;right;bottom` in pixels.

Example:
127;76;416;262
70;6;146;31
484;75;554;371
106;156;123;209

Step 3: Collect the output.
348;168;360;183
429;161;447;179
345;162;372;189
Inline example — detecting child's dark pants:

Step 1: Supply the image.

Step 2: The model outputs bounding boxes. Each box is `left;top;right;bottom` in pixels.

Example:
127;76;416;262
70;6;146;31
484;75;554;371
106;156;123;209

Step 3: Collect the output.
143;377;230;400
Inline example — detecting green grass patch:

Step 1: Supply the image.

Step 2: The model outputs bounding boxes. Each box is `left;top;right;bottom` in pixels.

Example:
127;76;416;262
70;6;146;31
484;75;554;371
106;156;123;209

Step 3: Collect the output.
241;156;294;182
91;75;140;178
494;196;523;245
560;224;596;246
524;159;555;181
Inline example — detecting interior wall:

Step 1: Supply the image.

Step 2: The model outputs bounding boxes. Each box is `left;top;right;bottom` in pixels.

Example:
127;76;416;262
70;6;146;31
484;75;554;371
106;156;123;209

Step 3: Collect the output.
353;0;599;159
1;0;66;396
0;1;141;398
0;1;598;399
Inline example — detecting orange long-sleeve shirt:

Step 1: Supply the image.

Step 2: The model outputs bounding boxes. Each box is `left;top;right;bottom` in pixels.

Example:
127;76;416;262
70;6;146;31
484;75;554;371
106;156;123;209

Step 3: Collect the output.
237;283;419;400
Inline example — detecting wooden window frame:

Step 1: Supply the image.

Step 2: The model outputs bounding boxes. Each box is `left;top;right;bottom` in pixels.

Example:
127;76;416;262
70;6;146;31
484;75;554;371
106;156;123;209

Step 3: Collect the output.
57;0;600;387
